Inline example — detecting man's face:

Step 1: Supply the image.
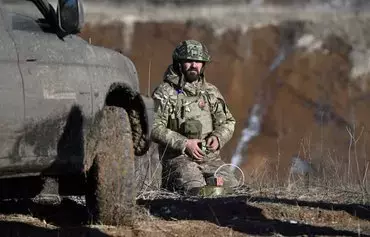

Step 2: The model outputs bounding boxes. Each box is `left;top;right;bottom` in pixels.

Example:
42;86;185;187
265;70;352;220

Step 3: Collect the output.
182;60;203;83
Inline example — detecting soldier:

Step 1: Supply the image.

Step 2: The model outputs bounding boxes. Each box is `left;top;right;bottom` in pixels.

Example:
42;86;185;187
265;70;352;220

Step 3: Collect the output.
151;39;239;195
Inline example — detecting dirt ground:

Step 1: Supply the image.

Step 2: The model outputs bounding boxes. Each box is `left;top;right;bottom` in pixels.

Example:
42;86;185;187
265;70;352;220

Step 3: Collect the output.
0;188;369;237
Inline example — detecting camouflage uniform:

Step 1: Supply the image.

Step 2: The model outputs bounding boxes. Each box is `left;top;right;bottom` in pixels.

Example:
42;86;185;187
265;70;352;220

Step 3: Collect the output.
151;40;238;194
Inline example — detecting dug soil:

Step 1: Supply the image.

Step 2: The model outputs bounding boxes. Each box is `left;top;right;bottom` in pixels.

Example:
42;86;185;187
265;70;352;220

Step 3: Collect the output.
0;187;369;237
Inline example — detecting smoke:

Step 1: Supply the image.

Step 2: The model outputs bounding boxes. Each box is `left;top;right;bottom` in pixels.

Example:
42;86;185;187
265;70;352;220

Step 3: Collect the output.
230;104;263;170
230;39;292;171
229;19;310;172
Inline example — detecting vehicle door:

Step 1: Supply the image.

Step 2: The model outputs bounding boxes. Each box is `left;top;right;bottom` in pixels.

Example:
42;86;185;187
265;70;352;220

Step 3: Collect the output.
0;2;26;175
2;1;92;174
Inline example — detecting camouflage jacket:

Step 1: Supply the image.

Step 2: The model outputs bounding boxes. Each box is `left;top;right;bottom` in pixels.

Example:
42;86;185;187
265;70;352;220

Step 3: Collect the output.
151;64;236;158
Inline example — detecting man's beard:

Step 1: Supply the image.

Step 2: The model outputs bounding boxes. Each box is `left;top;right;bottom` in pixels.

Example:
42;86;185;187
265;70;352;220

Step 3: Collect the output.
184;70;200;83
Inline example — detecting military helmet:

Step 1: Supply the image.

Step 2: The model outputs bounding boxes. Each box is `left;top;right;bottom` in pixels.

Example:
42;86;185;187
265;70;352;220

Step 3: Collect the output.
172;40;211;63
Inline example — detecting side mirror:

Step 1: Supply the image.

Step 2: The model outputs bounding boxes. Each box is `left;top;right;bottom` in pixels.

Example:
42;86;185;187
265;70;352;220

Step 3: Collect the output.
57;0;84;35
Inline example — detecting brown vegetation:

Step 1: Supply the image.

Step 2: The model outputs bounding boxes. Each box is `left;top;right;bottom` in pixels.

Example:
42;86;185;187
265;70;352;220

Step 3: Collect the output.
0;186;369;236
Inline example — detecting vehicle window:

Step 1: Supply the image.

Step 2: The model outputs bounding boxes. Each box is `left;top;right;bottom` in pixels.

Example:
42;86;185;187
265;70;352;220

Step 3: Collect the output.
2;1;46;32
3;1;43;19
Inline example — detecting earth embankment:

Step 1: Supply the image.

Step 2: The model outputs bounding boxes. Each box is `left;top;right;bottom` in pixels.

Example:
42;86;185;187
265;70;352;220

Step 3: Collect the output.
79;3;370;186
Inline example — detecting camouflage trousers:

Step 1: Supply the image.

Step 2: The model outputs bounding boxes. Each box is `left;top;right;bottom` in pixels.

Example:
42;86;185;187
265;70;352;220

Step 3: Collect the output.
161;154;239;194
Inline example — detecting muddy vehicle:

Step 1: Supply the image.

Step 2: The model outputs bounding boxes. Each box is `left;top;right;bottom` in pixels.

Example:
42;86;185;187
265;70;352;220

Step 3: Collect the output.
0;0;151;225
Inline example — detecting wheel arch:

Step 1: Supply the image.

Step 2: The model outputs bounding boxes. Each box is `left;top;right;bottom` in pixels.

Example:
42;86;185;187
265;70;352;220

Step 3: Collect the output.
104;82;151;156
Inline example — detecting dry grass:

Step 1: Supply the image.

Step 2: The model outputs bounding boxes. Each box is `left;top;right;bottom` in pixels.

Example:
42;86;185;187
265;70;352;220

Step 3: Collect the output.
228;119;370;206
256;202;370;233
134;126;370;205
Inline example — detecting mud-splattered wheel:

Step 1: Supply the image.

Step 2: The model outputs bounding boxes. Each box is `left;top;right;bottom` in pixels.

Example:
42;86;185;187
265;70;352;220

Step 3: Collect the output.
84;106;135;225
